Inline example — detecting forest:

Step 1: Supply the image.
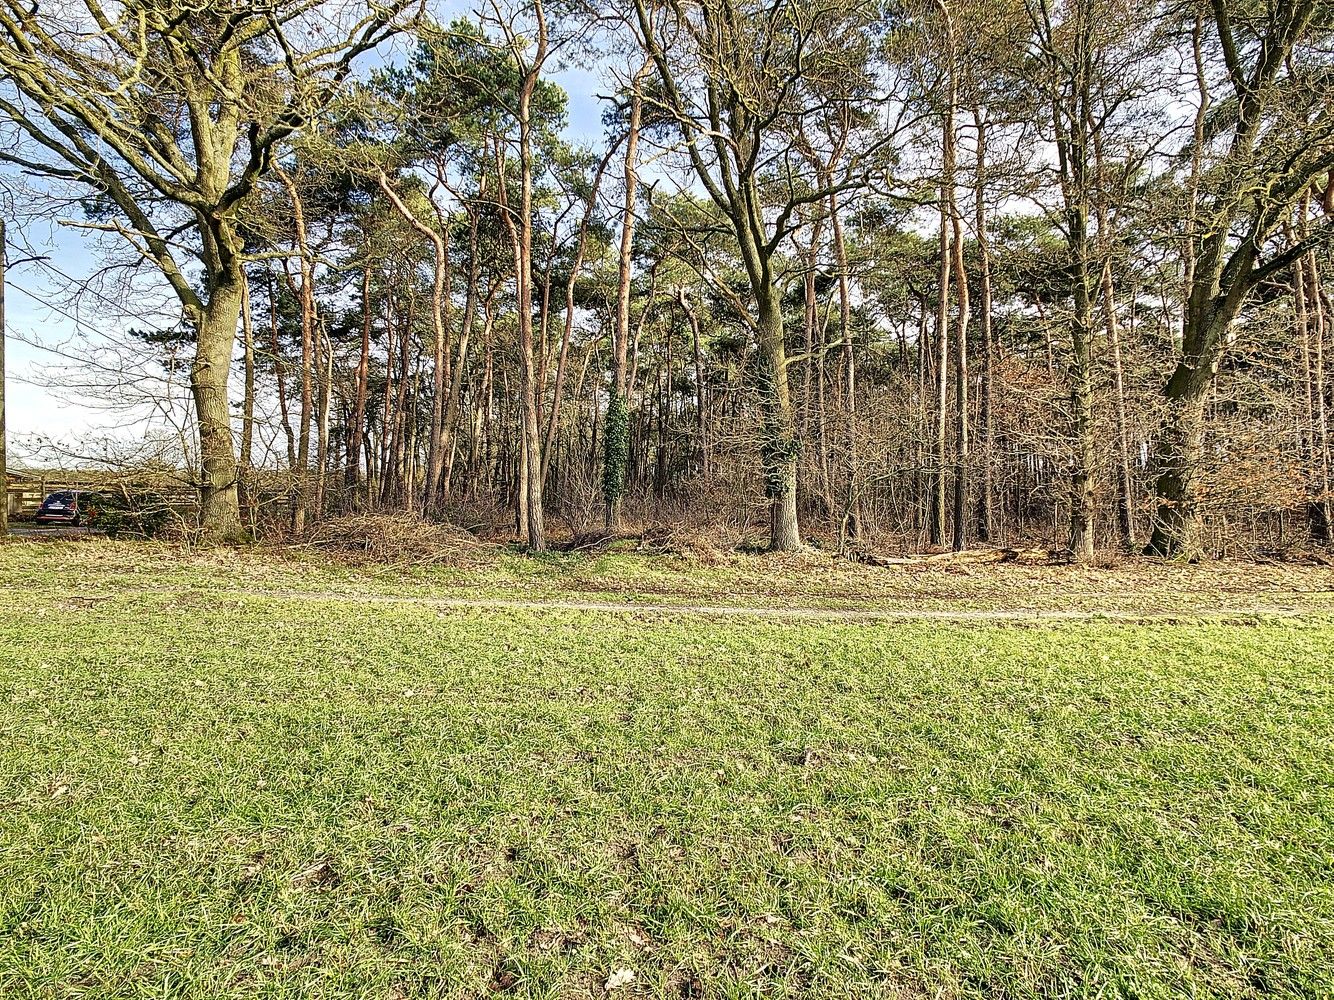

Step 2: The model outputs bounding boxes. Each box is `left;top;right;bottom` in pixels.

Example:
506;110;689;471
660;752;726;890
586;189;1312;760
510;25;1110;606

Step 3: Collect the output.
2;0;1333;560
7;5;1334;996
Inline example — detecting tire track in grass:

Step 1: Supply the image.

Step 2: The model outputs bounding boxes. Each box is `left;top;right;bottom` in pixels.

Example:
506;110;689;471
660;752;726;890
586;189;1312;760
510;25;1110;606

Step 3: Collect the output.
5;584;1327;624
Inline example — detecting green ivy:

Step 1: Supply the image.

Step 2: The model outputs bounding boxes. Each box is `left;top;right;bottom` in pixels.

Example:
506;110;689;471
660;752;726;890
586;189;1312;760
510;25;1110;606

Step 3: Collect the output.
603;392;629;514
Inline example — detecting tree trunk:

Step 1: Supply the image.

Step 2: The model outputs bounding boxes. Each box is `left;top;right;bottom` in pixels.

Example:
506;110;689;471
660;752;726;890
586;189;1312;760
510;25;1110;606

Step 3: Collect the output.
973;110;996;543
1093;135;1136;550
276;168;315;532
314;315;333;520
349;263;372;500
266;267;297;473
680;289;710;478
193;274;243;538
950;207;970;552
605;70;646;530
1102;261;1136;549
830;189;858;546
1144;371;1209;558
238;270;257;532
932;188;950;549
497;31;548;549
1308;249;1332;541
758;285;801;552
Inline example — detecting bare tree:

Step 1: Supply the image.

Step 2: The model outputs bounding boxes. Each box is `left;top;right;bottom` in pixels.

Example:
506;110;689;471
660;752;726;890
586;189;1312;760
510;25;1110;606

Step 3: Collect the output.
1145;0;1334;556
0;0;411;536
630;0;892;551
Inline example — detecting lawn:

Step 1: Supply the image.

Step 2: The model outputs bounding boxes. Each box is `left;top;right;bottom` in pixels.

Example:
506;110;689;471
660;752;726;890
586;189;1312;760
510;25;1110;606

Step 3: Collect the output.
1;541;1333;998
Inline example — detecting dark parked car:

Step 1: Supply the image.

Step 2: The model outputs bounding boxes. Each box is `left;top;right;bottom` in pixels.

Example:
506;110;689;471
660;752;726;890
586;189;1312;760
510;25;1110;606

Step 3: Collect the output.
34;490;95;526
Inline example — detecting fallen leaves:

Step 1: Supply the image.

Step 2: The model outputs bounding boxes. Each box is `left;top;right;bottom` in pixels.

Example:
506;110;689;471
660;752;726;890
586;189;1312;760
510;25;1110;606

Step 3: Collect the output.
604;968;635;990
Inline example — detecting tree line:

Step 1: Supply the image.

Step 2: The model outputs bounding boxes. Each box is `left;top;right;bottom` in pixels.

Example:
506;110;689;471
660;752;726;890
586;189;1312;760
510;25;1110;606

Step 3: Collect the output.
2;0;1331;558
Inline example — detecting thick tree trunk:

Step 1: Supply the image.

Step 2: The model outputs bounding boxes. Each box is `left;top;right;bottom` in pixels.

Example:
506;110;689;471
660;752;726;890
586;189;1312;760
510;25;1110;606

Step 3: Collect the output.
758;286;801;552
193;274;243;538
1144;371;1209;558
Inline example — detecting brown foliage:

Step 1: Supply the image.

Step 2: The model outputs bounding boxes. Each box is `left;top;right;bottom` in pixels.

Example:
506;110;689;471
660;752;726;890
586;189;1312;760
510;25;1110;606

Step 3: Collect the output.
297;513;488;565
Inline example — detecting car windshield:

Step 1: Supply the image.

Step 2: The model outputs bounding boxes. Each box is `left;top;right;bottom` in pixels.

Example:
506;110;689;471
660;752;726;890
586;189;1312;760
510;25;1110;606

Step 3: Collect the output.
44;491;76;504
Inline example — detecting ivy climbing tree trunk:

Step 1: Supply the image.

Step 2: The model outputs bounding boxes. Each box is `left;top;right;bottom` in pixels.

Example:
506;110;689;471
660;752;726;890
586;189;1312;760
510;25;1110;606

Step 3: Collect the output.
605;66;646;531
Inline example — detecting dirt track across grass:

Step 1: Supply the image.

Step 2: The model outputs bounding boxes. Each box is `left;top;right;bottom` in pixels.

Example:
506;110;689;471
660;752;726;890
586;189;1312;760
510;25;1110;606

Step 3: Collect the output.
3;536;1333;620
24;581;1332;623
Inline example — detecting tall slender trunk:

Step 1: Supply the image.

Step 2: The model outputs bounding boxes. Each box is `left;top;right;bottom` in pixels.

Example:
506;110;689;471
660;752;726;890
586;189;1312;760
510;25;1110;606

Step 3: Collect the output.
1094;136;1135;549
1046;7;1097;562
377;172;451;513
378;284;397;504
801;216;830;513
830;189;858;545
679;289;710;477
314;315;333;519
349;262;372;499
1298;239;1331;541
932;171;951;548
973;109;996;543
916;296;929;540
261;268;296;475
544;145;615;483
605;67;647;530
498;10;549;550
1309;251;1331;541
277;167;314;533
950;205;970;552
442;241;483;500
756;281;802;551
930;0;958;550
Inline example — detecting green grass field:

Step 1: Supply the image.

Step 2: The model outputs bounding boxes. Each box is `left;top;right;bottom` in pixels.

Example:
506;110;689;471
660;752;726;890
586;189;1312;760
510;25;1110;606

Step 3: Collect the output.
2;541;1333;998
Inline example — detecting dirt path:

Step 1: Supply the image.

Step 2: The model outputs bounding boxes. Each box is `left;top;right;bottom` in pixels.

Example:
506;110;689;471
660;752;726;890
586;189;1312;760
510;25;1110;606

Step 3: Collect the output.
30;584;1331;623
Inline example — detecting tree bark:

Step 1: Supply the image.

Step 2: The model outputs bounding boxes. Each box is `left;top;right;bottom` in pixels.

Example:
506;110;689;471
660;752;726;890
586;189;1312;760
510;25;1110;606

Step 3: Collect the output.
496;7;549;550
973;109;996;544
605;69;646;530
192;270;244;538
349;262;372;500
830;189;859;546
950;205;970;552
277;167;314;533
238;269;257;532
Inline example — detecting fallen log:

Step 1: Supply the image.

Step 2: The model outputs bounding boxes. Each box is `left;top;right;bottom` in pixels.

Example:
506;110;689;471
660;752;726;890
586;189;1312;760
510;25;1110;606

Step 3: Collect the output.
850;546;1070;568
